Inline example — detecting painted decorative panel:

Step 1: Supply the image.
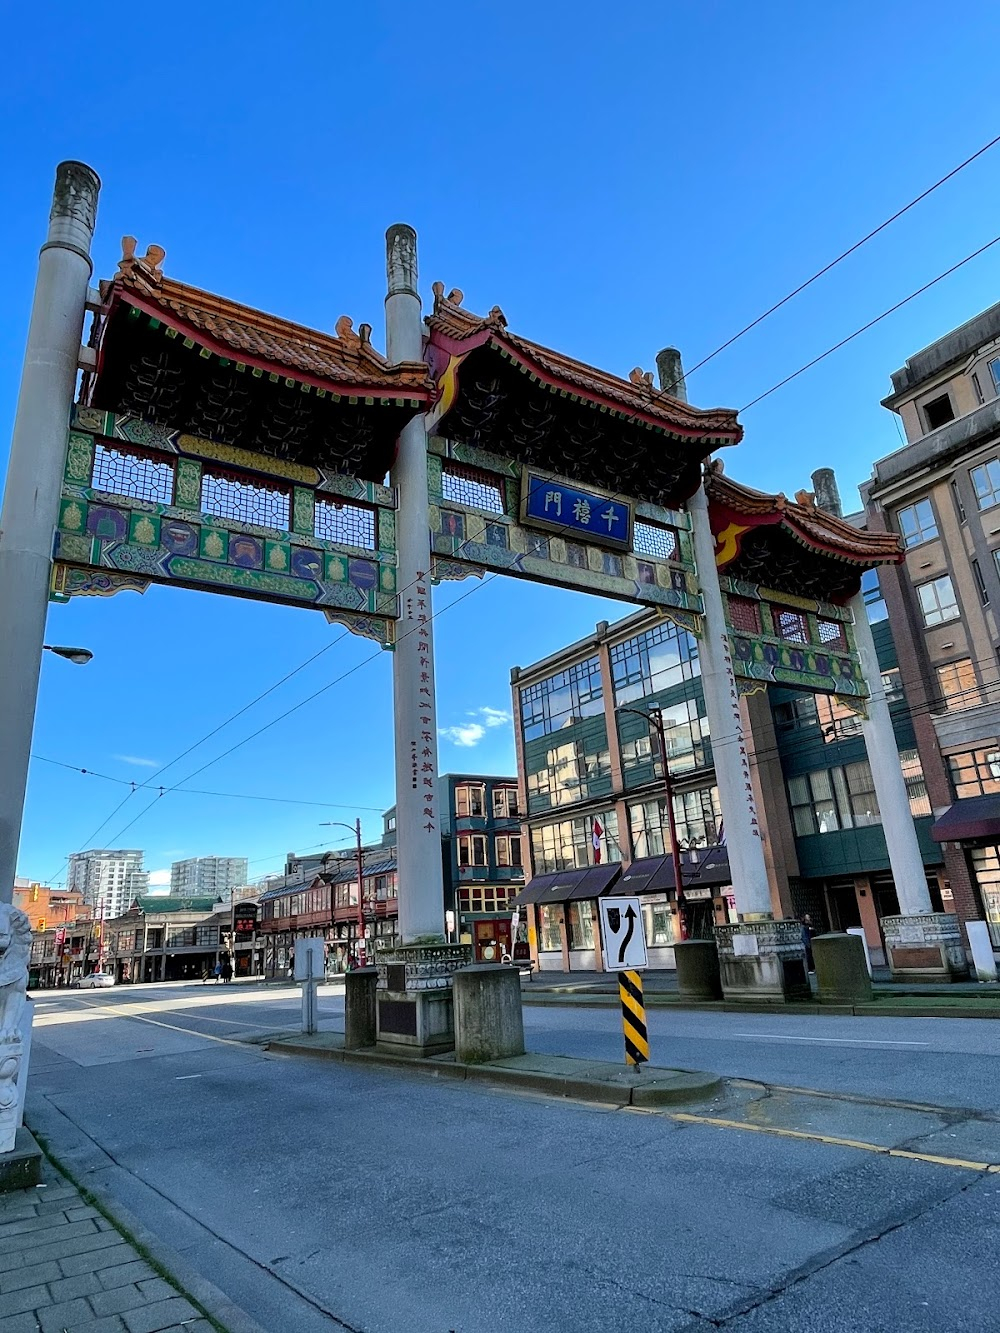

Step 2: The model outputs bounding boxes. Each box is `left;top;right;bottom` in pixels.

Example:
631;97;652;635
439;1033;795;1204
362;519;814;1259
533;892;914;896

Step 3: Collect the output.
428;436;702;615
52;407;398;646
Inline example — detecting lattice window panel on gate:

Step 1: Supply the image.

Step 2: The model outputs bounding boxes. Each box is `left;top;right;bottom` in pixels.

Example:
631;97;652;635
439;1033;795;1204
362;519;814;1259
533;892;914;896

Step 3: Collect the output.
200;468;291;529
441;462;506;515
633;521;678;561
313;496;377;550
728;596;761;635
92;443;175;505
774;608;808;643
817;618;846;649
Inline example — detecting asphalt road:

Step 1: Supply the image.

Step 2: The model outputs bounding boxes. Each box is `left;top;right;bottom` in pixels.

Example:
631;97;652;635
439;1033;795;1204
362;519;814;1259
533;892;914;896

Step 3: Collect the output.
24;982;1000;1332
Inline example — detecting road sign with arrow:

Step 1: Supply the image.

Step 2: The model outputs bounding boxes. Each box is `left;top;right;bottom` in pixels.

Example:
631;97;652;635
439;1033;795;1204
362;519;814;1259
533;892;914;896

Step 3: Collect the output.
599;896;647;972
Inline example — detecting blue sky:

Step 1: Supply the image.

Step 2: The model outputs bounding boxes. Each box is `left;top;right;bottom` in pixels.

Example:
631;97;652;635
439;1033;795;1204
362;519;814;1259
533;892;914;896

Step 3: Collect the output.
4;1;1000;886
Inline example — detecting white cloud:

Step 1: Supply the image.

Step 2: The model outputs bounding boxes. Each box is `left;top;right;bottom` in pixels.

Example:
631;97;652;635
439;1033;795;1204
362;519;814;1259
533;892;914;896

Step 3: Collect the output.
439;706;512;748
148;869;171;886
440;723;486;748
114;754;160;769
479;707;511;728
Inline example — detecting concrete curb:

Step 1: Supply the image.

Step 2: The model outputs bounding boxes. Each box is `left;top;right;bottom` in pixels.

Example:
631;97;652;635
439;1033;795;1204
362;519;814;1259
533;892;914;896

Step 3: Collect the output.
265;1037;723;1108
520;990;1000;1020
27;1104;270;1333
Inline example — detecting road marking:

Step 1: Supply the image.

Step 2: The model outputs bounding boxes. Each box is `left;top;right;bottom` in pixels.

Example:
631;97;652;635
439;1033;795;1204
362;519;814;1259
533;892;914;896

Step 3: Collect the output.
668;1111;1000;1173
732;1033;928;1046
175;1074;203;1080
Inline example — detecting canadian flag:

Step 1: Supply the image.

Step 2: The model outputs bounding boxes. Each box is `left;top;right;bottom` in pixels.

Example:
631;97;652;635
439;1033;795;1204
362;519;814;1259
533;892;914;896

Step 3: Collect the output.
592;816;603;865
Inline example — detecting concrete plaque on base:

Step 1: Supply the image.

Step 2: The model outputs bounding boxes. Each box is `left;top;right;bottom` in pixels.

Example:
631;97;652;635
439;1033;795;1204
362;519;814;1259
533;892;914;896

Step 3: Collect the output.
882;913;968;981
375;942;471;1056
714;921;810;1002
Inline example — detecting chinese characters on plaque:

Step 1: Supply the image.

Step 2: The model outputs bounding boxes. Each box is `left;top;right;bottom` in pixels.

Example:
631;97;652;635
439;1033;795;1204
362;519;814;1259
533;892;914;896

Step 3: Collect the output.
520;470;632;550
720;633;761;839
414;570;437;834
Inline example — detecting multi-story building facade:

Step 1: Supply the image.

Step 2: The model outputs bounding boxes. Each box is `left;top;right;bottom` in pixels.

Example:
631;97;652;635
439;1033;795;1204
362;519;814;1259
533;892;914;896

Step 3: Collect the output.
169;855;249;897
440;773;524;960
865;299;1000;949
66;849;149;920
511;604;938;972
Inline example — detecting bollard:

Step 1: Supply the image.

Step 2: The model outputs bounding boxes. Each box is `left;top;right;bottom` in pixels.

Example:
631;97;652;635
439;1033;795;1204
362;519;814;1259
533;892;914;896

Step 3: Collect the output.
453;965;525;1064
673;939;722;1000
813;932;873;1004
344;966;379;1049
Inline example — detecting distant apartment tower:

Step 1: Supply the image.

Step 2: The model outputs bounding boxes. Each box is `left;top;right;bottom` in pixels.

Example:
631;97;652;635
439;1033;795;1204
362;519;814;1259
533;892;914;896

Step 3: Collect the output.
67;849;148;919
865;298;1000;948
169;856;249;897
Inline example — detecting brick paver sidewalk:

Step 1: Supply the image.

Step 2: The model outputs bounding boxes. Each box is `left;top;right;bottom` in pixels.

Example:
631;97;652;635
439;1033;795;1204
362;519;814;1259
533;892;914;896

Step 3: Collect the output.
0;1161;215;1333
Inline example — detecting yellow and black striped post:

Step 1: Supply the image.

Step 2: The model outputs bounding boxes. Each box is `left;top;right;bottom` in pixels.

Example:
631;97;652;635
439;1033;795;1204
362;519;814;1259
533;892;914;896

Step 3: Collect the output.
618;969;649;1066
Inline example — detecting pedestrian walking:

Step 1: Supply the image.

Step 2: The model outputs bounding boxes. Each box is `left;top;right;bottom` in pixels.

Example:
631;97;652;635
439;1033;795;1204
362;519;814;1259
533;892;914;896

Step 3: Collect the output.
221;954;233;984
213;961;222;984
801;914;815;973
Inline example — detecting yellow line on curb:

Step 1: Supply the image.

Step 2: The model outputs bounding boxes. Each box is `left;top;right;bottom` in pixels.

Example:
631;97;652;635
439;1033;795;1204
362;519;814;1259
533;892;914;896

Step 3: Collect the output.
667;1111;1000;1173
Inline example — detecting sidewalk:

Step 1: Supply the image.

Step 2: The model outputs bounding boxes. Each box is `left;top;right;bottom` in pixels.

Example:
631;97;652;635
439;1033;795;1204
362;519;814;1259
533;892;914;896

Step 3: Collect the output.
0;1158;218;1333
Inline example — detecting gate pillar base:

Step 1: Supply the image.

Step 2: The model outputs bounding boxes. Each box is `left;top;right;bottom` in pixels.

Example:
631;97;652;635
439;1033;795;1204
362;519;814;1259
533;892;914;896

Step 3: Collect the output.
714;921;810;1003
375;942;472;1057
882;914;969;982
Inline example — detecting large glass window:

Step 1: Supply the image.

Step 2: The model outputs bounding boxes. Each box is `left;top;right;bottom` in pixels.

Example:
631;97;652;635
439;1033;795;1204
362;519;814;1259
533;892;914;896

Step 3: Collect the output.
899;748;931;817
610;620;699;705
619;698;710;778
519;657;603;740
897;498;939;548
526;738;611;810
538;904;562;952
630;787;721;857
492;786;519;818
916;575;959;626
789;761;883;834
971;847;1000;947
530;809;621;874
815;694;864;741
457;834;488;867
936;659;982;712
495;835;523;868
641;895;675;946
948;747;1000;799
971;458;1000;510
861;568;888;623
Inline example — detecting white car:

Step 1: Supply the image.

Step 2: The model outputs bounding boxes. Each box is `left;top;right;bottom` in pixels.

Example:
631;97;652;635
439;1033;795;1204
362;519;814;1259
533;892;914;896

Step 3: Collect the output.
78;972;116;988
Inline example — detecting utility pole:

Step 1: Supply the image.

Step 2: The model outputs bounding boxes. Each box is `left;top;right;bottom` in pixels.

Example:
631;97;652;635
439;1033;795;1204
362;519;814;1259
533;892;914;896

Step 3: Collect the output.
0;162;100;906
618;706;688;941
319;819;367;967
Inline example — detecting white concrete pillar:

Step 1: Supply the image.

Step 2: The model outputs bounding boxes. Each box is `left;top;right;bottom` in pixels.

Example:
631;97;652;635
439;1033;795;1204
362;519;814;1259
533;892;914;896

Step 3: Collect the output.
0;162;100;906
384;225;445;942
688;484;774;919
851;592;934;915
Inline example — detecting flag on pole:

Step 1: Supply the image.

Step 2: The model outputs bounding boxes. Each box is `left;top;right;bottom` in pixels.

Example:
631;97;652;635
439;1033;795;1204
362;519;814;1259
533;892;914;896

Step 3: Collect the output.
592;816;603;865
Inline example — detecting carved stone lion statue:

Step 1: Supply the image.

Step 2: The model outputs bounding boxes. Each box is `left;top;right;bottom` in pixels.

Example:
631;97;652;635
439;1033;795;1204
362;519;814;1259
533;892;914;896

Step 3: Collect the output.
0;903;31;1040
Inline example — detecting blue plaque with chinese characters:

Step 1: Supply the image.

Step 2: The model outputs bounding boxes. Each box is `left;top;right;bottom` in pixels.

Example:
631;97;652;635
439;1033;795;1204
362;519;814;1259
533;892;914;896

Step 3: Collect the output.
520;469;632;549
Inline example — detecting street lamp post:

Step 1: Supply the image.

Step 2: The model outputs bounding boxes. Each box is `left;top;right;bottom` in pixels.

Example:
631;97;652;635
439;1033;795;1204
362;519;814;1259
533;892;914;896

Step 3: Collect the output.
618;706;688;942
43;645;93;665
319;819;366;967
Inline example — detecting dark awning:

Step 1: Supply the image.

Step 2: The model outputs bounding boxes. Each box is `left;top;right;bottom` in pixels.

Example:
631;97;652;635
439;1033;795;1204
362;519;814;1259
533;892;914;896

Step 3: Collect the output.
617;847;731;895
511;863;623;906
931;796;1000;844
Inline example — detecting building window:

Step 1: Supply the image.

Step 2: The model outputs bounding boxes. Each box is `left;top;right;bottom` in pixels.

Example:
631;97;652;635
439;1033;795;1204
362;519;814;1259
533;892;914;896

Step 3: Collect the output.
566;902;595;950
861;568;888;623
727;597;761;635
526;739;612;810
916;575;959;626
815;693;864;740
629;786;721;857
633;521;679;561
530;810;620;874
610;619;700;705
618;698;710;778
971;458;1000;510
897;499;938;548
441;462;505;515
898;748;931;818
495;835;523;868
520;656;604;740
973;371;985;405
774;608;808;643
457;834;488;868
936;659;981;712
538;904;562;952
947;747;1000;799
773;694;818;731
923;394;955;431
951;480;967;523
881;668;904;703
972;559;990;606
195;926;218;948
789;762;881;835
457;886;513;914
970;847;1000;948
492;787;519;818
455;785;485;817
990;359;1000;396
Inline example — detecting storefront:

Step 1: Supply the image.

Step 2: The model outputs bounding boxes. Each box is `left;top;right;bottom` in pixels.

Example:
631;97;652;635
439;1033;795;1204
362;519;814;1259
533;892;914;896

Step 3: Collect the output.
932;795;1000;950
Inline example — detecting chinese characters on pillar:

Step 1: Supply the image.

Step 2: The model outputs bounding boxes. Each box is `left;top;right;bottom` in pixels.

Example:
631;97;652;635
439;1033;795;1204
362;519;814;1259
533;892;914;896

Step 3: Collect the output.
413;570;437;835
521;471;632;549
720;633;761;839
